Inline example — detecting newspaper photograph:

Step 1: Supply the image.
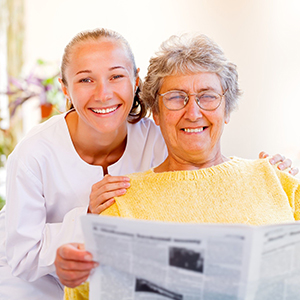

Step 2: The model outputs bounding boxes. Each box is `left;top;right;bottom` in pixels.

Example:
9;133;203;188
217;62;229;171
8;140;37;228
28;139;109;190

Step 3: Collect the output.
81;215;300;300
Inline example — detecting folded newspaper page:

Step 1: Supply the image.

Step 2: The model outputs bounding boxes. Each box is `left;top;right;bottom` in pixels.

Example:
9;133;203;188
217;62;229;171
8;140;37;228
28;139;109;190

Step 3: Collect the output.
81;215;300;300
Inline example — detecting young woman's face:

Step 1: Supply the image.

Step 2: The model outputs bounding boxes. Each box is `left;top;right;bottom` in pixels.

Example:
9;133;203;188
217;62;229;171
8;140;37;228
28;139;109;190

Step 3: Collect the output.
61;39;138;135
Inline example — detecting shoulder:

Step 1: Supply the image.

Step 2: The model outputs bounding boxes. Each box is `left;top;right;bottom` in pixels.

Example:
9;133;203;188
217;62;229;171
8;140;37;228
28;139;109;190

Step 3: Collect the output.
7;113;68;163
127;118;162;138
126;118;166;162
232;157;300;184
127;169;154;180
228;156;270;170
23;113;66;138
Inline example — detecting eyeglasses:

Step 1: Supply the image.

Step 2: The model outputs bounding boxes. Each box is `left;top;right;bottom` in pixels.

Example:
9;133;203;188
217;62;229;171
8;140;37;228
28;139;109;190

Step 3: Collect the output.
158;89;227;111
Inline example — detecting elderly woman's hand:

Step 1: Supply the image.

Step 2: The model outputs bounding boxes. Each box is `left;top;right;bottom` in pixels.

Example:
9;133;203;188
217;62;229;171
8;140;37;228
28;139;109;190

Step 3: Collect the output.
259;151;299;176
55;243;98;288
88;175;130;214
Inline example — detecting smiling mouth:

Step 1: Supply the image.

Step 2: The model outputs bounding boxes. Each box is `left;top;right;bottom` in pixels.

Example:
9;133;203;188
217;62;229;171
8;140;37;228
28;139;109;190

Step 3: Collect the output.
182;127;206;133
90;105;120;114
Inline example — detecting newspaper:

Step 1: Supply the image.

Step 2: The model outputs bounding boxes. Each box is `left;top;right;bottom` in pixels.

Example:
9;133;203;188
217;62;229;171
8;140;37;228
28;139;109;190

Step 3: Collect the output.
81;215;300;300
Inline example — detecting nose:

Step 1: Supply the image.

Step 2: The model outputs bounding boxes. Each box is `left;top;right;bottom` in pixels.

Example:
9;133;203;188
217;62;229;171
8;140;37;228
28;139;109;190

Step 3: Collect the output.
184;95;203;120
94;80;113;102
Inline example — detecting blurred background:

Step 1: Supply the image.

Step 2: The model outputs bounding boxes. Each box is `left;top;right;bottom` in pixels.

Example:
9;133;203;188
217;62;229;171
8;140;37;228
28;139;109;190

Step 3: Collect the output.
0;0;300;204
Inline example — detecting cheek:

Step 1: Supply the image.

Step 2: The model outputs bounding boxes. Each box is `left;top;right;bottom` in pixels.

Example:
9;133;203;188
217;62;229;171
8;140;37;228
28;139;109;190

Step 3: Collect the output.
71;85;88;99
161;114;181;139
119;83;135;104
207;112;226;135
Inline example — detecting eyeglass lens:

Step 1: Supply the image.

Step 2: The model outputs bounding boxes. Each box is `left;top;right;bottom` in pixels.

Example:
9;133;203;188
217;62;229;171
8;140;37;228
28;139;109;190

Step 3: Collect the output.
162;91;222;111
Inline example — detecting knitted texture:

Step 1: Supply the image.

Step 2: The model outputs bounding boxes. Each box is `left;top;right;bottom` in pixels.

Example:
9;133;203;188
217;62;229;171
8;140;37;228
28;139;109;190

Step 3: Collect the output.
106;157;300;225
65;157;300;300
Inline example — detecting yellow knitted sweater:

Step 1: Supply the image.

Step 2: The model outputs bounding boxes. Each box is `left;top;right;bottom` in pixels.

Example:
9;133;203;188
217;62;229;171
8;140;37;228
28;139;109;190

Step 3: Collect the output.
64;157;300;300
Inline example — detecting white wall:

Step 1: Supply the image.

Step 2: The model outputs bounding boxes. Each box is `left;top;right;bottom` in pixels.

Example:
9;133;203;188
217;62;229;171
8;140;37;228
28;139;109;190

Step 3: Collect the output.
24;0;300;167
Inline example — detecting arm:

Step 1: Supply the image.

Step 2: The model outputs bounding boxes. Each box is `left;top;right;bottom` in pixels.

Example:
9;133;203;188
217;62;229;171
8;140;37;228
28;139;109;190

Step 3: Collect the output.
6;154;127;282
259;151;299;176
5;158;86;282
55;176;124;287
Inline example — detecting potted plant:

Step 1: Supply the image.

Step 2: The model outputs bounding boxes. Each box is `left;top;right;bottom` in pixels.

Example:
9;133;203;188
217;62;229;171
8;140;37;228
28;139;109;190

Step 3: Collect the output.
0;126;16;209
0;126;15;165
4;59;65;119
0;60;65;208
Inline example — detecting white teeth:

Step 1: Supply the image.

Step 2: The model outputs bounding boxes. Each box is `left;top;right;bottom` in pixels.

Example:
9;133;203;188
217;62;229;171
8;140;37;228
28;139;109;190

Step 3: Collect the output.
183;128;204;133
91;106;118;114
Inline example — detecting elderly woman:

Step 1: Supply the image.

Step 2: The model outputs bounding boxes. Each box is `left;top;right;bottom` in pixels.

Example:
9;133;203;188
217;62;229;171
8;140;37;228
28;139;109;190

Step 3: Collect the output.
64;33;300;299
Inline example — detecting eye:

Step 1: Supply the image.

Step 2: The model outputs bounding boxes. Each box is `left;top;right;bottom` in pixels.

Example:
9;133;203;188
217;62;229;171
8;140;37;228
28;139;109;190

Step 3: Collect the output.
198;92;218;101
79;78;92;83
165;92;186;101
111;74;124;80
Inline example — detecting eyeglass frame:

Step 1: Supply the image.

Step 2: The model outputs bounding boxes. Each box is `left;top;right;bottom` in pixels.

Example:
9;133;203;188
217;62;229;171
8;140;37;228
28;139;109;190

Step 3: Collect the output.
158;89;227;111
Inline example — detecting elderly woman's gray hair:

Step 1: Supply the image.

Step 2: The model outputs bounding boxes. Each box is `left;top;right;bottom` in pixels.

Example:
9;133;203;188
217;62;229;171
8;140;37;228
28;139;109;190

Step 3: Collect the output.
141;34;242;115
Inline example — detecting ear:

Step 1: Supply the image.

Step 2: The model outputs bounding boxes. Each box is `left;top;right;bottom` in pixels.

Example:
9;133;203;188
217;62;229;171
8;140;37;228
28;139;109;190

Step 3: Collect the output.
135;68;140;91
153;110;160;126
58;78;70;98
225;113;230;124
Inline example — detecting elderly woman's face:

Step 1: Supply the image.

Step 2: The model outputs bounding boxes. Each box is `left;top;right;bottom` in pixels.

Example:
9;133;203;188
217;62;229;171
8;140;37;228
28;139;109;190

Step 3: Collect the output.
153;72;230;166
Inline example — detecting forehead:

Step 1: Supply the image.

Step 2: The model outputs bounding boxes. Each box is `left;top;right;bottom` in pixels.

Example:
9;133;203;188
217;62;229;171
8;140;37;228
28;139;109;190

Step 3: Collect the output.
69;38;134;70
160;72;222;92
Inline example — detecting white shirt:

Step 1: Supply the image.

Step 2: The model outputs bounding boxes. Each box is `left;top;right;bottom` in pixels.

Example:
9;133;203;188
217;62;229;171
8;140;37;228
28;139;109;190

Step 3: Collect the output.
0;112;167;299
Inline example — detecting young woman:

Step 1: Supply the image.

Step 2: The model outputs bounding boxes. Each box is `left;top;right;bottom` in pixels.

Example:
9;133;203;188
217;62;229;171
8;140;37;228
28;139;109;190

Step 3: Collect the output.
0;28;167;300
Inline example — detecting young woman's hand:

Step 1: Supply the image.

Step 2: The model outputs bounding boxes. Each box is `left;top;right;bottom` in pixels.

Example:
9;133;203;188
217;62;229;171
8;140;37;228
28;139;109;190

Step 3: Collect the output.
88;175;130;214
259;151;299;176
55;243;98;288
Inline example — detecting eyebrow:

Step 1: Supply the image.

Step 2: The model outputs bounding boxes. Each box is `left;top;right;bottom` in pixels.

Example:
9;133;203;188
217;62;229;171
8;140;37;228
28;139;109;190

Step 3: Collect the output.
75;70;92;76
200;86;221;92
171;86;221;93
75;66;126;76
110;66;126;71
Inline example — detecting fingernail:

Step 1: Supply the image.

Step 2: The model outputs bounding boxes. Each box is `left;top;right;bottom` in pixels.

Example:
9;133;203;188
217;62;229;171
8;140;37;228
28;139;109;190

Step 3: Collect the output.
269;159;275;164
123;182;130;188
84;254;93;261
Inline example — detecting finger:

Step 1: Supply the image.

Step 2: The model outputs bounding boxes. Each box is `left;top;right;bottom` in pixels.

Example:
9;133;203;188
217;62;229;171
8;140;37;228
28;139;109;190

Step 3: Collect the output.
89;189;126;213
89;186;128;214
90;181;130;203
93;176;130;189
57;264;93;279
91;197;117;215
100;181;130;195
58;272;91;288
269;154;285;165
289;167;299;176
57;244;93;262
77;243;86;251
100;187;128;201
277;158;292;171
95;198;116;215
259;151;269;159
56;256;98;272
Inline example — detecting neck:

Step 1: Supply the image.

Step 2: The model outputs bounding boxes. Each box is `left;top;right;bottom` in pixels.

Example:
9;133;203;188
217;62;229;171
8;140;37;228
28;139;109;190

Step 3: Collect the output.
66;111;127;171
154;152;229;173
